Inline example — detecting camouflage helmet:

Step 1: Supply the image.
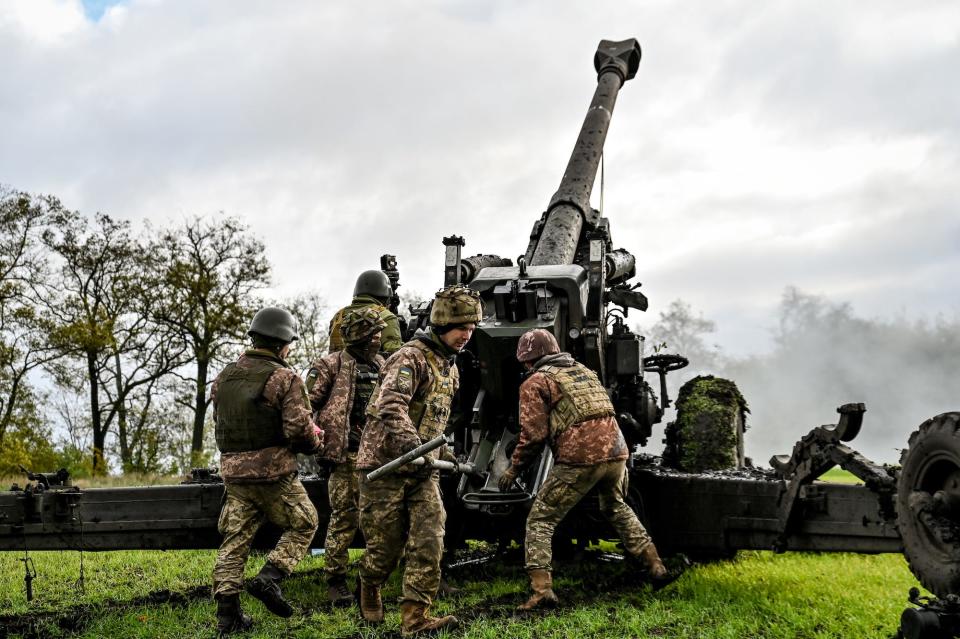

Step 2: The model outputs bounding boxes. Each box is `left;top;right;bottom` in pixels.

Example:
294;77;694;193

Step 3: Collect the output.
430;285;482;326
339;307;387;344
516;329;560;362
354;270;392;299
248;307;299;343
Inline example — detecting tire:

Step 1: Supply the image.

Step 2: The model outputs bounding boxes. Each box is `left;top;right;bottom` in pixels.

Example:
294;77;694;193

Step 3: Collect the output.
897;412;960;598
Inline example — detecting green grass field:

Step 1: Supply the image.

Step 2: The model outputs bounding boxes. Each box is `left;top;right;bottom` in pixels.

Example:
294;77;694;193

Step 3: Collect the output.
0;545;917;638
1;466;914;638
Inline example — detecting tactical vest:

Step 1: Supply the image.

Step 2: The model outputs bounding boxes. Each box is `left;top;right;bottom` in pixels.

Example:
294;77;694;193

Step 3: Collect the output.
215;355;287;453
348;360;380;450
537;362;615;438
366;340;457;449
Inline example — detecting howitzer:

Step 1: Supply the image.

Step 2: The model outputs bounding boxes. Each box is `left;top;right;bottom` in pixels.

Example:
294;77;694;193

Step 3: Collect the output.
0;37;955;638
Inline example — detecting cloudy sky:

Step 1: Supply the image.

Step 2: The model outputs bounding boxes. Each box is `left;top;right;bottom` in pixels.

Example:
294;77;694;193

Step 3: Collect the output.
2;1;958;459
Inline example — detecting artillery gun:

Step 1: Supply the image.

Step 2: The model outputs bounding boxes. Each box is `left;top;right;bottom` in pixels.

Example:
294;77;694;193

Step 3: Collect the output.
1;37;958;638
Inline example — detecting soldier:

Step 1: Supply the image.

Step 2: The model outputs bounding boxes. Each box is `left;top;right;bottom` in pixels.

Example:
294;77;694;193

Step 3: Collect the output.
355;285;481;636
211;307;323;635
498;328;672;611
328;270;403;355
305;307;387;606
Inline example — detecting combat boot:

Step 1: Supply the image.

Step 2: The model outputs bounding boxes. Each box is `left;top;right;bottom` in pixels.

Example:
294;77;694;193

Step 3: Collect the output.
215;593;254;636
517;568;559;611
247;562;294;618
399;600;459;636
326;575;354;607
638;543;678;590
358;577;384;624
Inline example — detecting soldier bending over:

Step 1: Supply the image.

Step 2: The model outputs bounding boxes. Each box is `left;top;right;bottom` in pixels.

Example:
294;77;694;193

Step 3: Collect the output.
211;307;323;634
356;285;481;635
306;308;386;605
499;328;672;611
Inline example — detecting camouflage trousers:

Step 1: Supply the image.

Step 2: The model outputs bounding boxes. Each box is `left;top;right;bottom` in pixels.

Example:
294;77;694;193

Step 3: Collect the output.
358;473;445;605
212;473;319;598
324;453;362;580
525;460;651;571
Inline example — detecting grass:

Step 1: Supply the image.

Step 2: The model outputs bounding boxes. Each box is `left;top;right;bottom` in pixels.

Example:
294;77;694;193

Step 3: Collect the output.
817;468;862;484
0;545;920;638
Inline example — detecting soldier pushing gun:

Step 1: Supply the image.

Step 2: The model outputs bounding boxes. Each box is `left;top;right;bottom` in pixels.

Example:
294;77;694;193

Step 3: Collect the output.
355;285;482;636
500;329;674;611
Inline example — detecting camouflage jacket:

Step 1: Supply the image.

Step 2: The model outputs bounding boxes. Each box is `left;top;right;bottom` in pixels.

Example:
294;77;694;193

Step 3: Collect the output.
327;295;402;355
511;353;628;470
212;349;323;483
356;332;458;472
306;349;385;464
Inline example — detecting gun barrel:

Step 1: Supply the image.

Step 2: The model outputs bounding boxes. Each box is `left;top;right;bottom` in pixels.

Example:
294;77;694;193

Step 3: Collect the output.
530;39;641;267
365;434;447;481
460;254;512;284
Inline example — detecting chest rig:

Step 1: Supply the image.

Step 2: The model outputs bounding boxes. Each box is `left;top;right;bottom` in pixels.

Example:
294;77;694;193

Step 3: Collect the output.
537;362;615;439
405;340;458;444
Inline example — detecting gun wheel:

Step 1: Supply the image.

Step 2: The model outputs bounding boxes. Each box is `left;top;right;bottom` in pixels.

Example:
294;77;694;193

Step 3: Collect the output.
897;412;960;598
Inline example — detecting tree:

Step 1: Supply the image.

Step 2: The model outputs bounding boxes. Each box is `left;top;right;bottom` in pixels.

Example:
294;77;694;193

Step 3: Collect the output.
0;188;61;447
152;216;269;466
644;299;720;369
279;291;329;373
41;210;184;473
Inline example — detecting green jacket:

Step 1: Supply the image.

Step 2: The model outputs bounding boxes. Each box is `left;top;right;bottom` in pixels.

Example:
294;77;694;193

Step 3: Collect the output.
328;295;402;355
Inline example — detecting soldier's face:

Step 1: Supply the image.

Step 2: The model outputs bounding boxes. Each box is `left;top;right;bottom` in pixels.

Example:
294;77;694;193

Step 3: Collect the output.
439;323;476;352
367;330;382;353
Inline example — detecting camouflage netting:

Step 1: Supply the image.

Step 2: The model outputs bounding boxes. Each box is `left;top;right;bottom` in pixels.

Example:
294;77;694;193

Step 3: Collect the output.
664;376;749;473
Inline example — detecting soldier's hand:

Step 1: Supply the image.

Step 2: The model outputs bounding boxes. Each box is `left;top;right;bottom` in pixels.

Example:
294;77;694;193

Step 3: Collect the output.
498;466;518;492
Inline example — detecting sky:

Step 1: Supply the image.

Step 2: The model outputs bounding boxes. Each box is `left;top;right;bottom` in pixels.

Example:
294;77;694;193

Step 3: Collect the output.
2;1;958;460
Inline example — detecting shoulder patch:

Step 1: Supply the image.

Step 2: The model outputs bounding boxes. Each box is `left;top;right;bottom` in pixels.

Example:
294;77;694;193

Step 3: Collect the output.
305;368;319;391
396;366;413;394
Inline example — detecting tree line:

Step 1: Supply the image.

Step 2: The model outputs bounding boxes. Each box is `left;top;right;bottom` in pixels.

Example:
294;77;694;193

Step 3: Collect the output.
0;187;328;477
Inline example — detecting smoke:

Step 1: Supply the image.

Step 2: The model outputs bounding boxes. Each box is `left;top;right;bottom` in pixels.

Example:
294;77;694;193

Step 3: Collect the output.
644;287;959;465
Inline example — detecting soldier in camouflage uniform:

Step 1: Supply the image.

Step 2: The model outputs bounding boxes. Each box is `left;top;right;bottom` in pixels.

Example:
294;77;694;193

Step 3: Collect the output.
328;270;403;355
211;307;323;635
305;307;387;606
498;328;671;611
355;285;481;636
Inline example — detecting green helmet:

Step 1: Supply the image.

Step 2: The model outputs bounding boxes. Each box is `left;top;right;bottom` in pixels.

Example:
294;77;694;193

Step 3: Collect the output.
340;307;387;344
248;307;299;343
430;285;482;326
354;270;392;299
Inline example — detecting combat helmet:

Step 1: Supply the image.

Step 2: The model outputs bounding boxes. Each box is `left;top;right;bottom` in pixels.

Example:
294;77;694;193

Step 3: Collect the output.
516;329;560;362
354;270;392;300
340;307;387;344
430;285;482;326
248;307;299;343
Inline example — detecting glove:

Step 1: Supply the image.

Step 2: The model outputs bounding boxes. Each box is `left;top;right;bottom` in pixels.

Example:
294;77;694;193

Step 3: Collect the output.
440;446;457;464
498;466;518;492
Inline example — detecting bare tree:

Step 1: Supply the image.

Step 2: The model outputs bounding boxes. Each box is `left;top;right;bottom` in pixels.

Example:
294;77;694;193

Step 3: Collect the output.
152;216;269;466
279;291;329;373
